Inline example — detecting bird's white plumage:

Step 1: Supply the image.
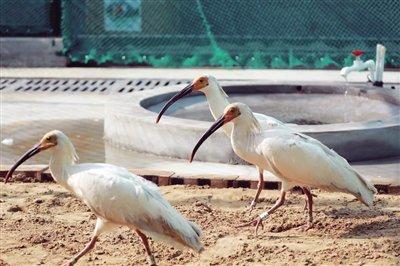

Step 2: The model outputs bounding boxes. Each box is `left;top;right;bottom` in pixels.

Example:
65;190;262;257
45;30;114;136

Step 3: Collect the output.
66;163;202;250
228;103;377;206
46;131;203;252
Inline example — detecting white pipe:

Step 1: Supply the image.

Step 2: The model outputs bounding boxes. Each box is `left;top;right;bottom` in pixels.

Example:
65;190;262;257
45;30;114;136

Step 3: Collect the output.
373;44;386;86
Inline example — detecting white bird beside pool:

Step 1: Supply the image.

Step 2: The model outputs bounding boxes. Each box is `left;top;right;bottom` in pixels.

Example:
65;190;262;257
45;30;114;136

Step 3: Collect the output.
5;130;203;266
156;75;295;210
189;103;377;234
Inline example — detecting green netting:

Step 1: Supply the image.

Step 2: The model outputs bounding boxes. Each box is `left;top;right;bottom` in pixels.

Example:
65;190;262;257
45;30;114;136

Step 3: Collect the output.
62;0;400;68
0;0;58;36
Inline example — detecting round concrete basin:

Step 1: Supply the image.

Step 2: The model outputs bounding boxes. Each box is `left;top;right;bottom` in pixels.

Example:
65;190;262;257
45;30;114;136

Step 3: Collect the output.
105;81;400;163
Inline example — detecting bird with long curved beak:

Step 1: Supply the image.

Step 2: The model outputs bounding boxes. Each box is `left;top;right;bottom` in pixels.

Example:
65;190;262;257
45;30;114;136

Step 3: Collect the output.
5;142;55;183
5;130;204;265
156;75;294;211
189;103;377;236
155;76;207;123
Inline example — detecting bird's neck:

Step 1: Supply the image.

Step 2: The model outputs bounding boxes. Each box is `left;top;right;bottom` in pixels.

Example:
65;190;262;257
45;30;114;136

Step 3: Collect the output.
203;86;232;136
204;86;230;119
231;112;263;159
231;122;260;163
49;146;77;189
231;120;259;153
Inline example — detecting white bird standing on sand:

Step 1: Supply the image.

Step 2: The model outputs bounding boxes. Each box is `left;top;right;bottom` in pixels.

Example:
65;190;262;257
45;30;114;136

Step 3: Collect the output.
189;103;377;234
156;75;293;210
5;130;203;266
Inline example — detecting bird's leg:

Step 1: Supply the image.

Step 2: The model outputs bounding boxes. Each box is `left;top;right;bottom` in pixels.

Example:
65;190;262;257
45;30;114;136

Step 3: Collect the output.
249;169;264;211
303;198;308;211
301;187;317;211
302;187;308;211
237;190;286;236
302;187;314;230
65;218;113;266
135;229;156;266
65;235;98;266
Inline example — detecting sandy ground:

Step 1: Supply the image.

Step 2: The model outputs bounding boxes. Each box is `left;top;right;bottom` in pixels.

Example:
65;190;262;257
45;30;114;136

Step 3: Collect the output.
0;183;399;266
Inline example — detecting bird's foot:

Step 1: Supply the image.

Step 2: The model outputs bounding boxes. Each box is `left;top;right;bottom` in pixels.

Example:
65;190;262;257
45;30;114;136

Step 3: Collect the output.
64;258;76;266
236;211;268;236
147;254;157;266
300;222;314;231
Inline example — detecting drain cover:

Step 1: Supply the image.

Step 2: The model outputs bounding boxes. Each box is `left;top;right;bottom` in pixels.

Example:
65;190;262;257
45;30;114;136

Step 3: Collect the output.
0;78;189;94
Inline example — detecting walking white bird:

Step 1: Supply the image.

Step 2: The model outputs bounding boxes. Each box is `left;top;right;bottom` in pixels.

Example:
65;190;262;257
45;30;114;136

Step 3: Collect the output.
189;103;377;234
156;75;293;210
5;130;203;265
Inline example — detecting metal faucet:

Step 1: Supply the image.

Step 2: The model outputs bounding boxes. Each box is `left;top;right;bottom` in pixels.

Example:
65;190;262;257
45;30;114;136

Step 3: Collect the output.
340;44;386;87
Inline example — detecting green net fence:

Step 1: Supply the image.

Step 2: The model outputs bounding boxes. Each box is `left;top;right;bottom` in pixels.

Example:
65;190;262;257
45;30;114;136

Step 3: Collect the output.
62;0;399;68
0;0;59;36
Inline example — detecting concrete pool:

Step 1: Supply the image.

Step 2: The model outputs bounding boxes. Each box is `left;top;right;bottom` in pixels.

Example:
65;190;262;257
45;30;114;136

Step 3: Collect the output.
105;82;400;163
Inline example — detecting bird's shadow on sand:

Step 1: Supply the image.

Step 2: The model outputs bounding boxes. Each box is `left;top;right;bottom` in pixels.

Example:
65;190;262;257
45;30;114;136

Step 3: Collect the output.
321;206;400;239
339;218;400;239
321;206;386;219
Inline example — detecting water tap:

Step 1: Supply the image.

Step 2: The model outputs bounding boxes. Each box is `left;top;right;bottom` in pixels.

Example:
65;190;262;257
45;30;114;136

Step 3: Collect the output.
340;50;375;82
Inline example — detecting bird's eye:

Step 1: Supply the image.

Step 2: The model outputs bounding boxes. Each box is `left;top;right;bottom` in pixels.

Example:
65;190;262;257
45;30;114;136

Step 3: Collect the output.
199;79;203;83
46;136;51;141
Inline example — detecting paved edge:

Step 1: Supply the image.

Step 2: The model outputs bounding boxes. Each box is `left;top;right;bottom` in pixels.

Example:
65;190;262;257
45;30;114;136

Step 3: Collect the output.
1;165;398;194
1;68;399;84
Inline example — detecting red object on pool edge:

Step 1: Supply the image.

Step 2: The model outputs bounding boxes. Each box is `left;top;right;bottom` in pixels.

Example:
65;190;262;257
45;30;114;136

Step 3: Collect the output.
352;50;364;57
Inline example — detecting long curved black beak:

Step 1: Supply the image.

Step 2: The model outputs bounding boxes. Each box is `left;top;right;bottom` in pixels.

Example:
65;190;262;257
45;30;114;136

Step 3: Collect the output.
4;143;47;183
156;84;194;123
189;115;228;163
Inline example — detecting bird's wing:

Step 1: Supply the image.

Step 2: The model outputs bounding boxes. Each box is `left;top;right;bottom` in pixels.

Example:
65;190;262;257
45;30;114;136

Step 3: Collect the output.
258;132;376;205
296;133;377;195
67;164;203;251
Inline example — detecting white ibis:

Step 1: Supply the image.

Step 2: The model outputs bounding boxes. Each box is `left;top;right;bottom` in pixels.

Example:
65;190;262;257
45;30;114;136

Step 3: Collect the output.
5;130;203;265
156;75;293;210
189;103;377;234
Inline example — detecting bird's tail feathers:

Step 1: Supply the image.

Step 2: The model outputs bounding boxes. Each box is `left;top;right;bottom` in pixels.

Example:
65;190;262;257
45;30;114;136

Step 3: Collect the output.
177;220;204;253
142;216;204;253
328;151;377;207
189;220;202;237
350;172;377;207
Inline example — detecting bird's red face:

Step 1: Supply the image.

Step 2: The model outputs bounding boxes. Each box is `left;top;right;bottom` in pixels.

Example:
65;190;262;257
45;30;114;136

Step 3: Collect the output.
4;133;58;183
155;76;209;123
192;76;209;91
223;106;241;122
189;105;241;162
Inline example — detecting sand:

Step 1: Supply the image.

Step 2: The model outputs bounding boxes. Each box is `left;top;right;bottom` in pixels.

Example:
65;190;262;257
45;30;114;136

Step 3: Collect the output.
0;183;399;265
